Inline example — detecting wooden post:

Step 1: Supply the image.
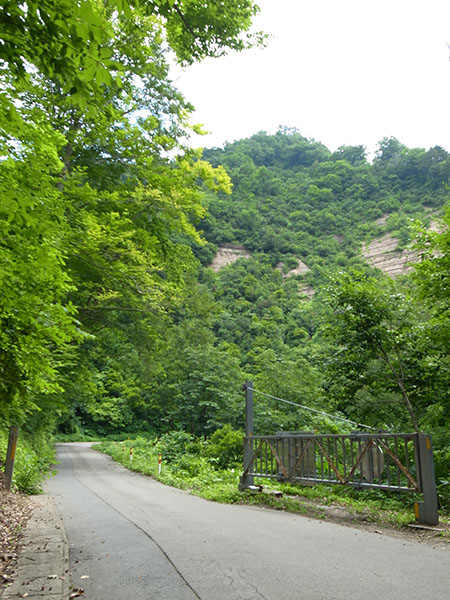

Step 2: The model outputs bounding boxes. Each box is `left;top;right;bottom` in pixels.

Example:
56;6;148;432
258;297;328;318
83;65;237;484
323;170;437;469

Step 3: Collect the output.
4;426;19;492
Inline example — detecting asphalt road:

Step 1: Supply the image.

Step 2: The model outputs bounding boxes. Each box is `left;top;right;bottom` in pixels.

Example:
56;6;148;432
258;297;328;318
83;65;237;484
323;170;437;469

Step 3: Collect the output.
47;443;450;600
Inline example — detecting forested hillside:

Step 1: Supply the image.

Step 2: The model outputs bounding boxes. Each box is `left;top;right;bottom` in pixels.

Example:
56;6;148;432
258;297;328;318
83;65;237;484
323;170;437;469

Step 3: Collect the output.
1;3;449;499
62;130;450;478
184;130;450;489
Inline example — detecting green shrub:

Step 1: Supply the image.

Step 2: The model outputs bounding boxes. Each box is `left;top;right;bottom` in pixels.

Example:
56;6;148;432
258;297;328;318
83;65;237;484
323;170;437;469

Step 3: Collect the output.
206;425;243;469
437;478;450;511
154;431;204;463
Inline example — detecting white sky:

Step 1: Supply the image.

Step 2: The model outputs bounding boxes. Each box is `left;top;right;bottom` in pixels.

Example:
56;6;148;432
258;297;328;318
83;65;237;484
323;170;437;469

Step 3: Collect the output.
172;0;450;156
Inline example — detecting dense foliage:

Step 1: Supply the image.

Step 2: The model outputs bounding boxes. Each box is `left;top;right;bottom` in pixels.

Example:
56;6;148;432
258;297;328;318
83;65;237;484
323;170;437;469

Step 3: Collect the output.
0;1;261;479
96;430;449;526
189;130;450;433
1;4;449;507
0;1;260;436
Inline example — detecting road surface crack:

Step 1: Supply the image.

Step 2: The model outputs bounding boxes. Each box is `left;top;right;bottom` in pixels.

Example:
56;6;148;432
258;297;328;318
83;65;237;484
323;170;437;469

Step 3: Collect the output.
68;464;203;600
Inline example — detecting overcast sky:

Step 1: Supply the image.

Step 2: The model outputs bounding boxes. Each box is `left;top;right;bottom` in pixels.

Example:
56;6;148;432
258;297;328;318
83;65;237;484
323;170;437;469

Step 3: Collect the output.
172;0;450;157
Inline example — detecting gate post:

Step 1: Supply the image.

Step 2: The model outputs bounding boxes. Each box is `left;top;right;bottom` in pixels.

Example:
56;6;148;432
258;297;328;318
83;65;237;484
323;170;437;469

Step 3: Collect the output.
4;426;19;492
415;434;439;526
239;381;254;490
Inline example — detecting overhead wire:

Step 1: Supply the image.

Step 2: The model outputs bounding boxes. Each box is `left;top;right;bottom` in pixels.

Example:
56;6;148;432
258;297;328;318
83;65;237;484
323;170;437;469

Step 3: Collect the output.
245;386;378;432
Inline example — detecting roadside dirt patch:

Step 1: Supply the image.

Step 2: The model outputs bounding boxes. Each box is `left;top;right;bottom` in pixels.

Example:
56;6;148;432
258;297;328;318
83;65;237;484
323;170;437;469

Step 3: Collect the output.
0;478;32;588
306;499;449;547
250;489;450;549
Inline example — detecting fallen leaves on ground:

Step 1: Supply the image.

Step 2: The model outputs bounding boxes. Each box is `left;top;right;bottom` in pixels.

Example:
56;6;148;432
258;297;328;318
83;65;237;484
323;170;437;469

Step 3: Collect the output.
0;475;32;588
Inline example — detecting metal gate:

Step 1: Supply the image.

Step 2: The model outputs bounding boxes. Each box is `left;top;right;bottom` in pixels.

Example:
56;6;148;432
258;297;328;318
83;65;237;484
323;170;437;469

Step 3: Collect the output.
241;432;422;491
239;384;439;525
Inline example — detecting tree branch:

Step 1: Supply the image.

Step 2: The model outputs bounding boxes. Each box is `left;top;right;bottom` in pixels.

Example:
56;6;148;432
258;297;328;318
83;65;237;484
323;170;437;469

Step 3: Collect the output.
370;334;419;432
173;4;197;39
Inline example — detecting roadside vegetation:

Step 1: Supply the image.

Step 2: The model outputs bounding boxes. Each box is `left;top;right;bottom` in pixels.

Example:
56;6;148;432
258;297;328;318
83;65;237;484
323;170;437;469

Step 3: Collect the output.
0;430;54;495
1;1;449;546
94;428;450;535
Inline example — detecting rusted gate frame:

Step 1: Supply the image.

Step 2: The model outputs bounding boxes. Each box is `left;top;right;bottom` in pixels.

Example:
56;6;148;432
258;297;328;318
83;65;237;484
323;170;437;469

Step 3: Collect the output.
243;433;419;492
376;438;418;489
239;382;438;525
243;438;290;479
289;439;314;477
242;438;264;477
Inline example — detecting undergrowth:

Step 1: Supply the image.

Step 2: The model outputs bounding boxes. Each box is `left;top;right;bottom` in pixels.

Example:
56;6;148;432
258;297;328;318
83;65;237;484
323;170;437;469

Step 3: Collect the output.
94;427;449;531
0;429;54;494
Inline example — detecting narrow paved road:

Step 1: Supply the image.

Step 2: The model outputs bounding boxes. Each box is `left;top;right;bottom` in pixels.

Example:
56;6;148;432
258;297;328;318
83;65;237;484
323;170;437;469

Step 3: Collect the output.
47;443;450;600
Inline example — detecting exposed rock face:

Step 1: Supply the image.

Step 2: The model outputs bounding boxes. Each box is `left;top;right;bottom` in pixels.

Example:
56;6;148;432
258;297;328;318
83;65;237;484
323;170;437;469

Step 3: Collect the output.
363;215;445;277
375;214;389;226
276;259;310;279
210;247;315;298
209;244;252;272
429;220;443;233
300;285;315;299
362;234;415;277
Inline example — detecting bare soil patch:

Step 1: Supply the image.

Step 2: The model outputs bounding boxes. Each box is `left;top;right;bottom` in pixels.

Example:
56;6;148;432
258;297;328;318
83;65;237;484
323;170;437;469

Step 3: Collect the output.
0;476;32;587
210;244;252;271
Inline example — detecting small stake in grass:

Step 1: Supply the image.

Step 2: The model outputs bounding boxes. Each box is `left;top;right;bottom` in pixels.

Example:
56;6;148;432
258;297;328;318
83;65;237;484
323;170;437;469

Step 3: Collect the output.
158;454;162;474
130;447;133;463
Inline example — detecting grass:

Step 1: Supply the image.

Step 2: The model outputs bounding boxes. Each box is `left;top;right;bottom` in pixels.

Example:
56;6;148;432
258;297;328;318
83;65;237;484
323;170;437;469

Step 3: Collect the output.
4;425;448;539
94;433;450;537
0;429;55;494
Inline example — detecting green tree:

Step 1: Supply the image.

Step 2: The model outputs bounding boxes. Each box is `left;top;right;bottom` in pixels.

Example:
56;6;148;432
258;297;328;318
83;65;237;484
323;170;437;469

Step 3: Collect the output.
325;271;421;431
332;145;367;166
412;208;450;427
413;206;450;319
0;1;262;432
1;1;264;106
374;137;406;164
0;114;79;425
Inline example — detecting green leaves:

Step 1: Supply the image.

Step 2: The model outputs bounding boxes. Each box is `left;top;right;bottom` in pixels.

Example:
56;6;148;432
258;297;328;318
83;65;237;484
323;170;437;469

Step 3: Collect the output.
1;0;261;432
158;0;266;65
324;271;432;431
0;119;80;423
1;0;264;111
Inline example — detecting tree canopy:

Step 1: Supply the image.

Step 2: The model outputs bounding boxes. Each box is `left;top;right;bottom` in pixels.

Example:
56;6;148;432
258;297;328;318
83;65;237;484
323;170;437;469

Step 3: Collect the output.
0;1;264;104
0;0;261;430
